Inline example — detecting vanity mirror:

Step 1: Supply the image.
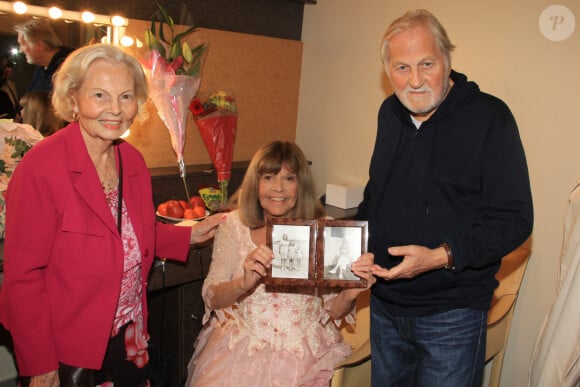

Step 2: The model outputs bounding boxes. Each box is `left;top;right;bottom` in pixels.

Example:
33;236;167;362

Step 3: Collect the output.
0;0;125;97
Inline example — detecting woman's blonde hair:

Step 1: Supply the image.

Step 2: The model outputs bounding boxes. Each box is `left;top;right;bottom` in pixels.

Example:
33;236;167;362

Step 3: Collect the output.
51;44;148;122
20;91;62;136
236;141;324;228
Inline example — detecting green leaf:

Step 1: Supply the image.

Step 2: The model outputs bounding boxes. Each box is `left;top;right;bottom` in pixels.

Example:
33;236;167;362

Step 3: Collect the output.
5;137;32;159
157;20;168;45
156;1;174;28
173;26;198;43
190;44;207;65
151;41;167;59
182;41;192;63
189;61;202;77
145;31;166;58
144;29;152;47
145;2;206;76
169;42;181;61
190;43;207;58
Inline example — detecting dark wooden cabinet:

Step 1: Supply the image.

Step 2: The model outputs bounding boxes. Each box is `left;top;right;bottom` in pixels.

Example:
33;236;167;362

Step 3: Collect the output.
147;245;212;386
146;162;248;386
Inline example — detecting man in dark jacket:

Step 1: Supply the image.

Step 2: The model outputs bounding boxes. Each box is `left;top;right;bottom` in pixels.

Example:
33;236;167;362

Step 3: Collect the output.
15;18;74;93
356;9;533;387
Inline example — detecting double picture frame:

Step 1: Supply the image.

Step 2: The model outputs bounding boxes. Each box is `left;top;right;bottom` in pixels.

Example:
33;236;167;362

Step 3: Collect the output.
265;218;368;289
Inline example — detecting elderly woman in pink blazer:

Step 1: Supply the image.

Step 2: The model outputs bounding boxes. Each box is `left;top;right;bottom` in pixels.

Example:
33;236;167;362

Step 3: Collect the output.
0;44;224;387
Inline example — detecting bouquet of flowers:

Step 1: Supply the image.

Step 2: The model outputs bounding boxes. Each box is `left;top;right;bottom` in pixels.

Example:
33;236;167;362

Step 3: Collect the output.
189;91;238;209
0;122;44;238
141;3;207;199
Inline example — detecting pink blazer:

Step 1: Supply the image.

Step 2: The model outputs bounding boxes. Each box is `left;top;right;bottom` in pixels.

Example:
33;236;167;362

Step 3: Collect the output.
0;123;192;376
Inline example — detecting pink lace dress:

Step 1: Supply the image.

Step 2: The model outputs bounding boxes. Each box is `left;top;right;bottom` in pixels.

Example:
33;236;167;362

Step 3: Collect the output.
186;211;353;387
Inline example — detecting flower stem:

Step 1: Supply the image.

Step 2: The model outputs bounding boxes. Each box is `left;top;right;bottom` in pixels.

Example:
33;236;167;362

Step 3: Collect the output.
220;179;229;206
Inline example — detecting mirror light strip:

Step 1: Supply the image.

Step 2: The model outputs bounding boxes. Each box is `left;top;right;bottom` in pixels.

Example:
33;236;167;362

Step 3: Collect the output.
0;1;126;26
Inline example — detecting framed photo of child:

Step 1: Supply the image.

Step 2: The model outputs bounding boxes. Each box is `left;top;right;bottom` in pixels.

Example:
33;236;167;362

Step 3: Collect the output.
265;218;367;289
266;218;317;287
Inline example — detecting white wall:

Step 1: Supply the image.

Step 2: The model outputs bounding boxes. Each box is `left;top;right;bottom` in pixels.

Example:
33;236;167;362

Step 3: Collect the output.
297;1;580;386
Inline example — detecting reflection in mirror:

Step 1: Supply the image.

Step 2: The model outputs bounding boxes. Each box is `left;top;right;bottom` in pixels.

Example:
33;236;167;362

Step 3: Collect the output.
0;10;109;99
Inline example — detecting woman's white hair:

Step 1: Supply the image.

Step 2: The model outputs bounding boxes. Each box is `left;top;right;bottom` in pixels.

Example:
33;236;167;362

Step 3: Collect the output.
51;44;149;122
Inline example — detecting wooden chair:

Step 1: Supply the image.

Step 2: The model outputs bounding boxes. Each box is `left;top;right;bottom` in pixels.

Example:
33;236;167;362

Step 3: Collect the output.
330;289;371;387
485;244;531;387
330;244;531;387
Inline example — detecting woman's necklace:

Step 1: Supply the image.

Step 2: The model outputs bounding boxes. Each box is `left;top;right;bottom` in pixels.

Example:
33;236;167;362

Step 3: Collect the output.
101;172;118;193
95;150;118;193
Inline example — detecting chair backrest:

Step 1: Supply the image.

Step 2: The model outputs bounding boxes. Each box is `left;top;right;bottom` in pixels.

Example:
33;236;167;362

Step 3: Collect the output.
337;245;531;345
337;245;532;350
487;244;532;325
331;289;372;387
339;289;371;352
484;243;531;387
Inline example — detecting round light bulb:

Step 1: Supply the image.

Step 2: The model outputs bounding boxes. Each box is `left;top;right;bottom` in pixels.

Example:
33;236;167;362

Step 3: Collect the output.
48;7;62;19
81;11;95;23
111;15;126;27
120;35;134;47
13;2;28;14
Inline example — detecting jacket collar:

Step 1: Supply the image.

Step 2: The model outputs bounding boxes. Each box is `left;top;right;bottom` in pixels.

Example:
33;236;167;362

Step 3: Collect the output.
62;123;139;239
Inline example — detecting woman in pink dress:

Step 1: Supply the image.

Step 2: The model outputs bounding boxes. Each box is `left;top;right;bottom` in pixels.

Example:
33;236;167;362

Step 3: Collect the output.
186;141;375;386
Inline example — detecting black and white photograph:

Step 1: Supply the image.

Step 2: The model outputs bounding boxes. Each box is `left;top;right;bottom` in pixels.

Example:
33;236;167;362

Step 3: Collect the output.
266;218;367;289
322;226;362;280
271;224;311;279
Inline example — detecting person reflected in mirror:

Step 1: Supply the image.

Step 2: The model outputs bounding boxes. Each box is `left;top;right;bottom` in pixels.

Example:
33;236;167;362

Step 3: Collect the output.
186;141;376;387
14;18;75;93
19;91;63;137
0;88;14;120
356;9;533;387
0;44;225;387
0;56;18;120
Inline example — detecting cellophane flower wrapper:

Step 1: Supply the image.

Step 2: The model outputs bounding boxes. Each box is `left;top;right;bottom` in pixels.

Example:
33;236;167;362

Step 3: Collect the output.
142;50;201;161
189;91;237;206
141;50;201;199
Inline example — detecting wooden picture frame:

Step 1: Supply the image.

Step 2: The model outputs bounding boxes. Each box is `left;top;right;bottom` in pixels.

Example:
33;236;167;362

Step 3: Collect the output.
265;218;368;289
317;219;368;288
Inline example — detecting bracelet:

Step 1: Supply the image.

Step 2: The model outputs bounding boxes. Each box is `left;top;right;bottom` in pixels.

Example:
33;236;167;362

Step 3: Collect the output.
440;242;455;270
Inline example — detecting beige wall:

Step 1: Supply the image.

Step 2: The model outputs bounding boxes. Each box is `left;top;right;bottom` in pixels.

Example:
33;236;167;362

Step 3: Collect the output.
121;22;302;169
297;0;579;386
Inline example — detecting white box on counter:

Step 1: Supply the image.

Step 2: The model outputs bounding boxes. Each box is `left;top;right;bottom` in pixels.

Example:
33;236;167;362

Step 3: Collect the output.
325;183;364;209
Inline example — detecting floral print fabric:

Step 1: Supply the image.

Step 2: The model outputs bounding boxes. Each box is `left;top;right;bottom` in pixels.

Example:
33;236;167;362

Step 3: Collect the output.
186;211;353;387
105;189;149;369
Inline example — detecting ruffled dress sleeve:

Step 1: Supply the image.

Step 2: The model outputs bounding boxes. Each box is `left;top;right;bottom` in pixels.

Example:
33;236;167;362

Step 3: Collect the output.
200;211;246;324
320;289;356;327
